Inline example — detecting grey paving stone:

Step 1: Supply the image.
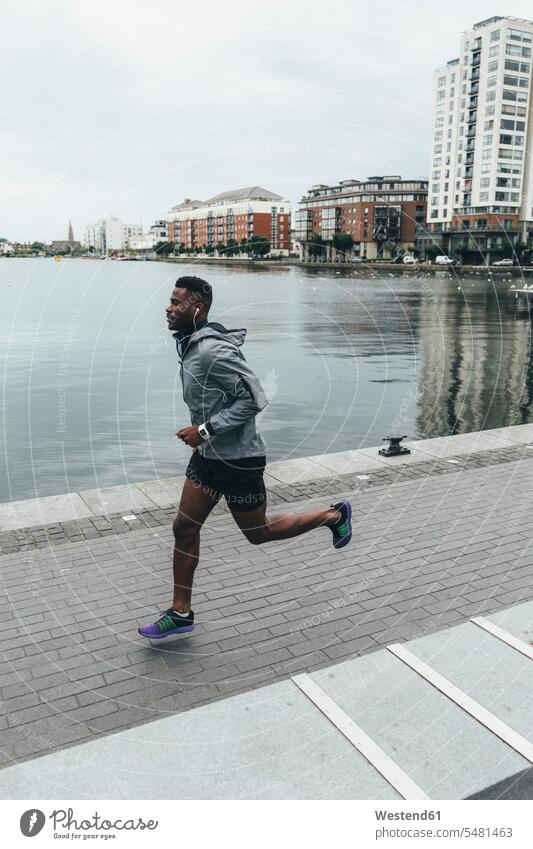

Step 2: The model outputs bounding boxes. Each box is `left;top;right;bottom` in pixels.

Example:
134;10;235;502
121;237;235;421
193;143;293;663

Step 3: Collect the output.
4;433;533;766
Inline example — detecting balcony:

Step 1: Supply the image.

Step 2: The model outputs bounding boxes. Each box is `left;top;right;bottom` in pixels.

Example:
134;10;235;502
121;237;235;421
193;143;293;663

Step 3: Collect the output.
470;68;480;81
469;82;479;95
447;226;519;236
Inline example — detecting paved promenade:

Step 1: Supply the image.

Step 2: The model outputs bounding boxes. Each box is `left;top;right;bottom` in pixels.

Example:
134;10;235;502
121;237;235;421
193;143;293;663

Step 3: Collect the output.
2;426;533;797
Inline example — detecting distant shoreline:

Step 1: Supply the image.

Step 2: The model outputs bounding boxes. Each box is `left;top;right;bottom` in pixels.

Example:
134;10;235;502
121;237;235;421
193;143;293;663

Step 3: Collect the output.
154;256;533;275
4;254;533;274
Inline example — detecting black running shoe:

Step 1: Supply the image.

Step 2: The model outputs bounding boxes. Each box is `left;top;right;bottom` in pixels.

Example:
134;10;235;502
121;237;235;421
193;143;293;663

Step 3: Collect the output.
138;608;195;639
329;500;353;549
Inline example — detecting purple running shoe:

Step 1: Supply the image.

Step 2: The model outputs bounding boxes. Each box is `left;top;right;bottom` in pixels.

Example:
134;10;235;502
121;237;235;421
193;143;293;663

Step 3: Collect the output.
330;500;352;549
138;608;195;639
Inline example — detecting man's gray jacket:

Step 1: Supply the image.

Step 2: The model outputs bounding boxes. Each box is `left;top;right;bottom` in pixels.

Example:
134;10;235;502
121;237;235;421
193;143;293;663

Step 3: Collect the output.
173;321;268;460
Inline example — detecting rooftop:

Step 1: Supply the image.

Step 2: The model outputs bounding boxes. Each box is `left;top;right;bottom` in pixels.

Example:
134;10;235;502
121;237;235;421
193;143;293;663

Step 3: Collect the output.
301;176;428;201
169;186;285;214
206;185;284;203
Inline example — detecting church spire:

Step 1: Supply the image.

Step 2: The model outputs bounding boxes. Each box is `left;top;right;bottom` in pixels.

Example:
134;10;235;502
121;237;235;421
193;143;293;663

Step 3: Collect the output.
68;220;74;242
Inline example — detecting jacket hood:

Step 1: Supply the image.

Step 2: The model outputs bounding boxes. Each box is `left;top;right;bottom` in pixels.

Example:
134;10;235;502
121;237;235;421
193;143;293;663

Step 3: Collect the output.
173;322;247;351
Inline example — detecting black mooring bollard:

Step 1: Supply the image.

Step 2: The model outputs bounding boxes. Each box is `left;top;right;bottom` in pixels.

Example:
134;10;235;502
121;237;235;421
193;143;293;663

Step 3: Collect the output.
378;434;411;457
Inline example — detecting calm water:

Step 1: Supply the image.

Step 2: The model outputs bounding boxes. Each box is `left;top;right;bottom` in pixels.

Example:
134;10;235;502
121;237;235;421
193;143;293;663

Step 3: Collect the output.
1;258;531;502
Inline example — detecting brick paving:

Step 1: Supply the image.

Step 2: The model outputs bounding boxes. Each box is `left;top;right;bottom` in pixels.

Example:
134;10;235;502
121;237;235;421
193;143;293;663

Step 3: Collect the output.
0;441;529;555
2;444;533;768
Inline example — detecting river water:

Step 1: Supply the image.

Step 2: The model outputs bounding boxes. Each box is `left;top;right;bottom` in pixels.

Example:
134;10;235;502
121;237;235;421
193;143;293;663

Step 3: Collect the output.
1;257;531;502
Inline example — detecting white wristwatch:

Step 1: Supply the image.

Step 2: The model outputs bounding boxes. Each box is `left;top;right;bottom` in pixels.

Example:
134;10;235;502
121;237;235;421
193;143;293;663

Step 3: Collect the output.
198;422;212;441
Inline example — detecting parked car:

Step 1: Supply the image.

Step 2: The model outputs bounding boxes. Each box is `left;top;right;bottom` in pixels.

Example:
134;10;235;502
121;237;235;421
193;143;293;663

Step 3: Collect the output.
402;255;416;264
435;255;458;266
492;258;513;266
351;256;366;263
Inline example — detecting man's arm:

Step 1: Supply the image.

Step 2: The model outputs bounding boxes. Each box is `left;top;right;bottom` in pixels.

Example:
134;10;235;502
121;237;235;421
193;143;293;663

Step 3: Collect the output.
199;339;268;435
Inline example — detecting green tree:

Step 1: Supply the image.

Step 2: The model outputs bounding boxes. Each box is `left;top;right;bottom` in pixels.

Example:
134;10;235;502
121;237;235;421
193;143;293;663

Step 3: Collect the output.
31;241;45;251
513;241;527;262
307;233;325;259
332;231;354;261
247;236;270;257
153;240;175;256
226;238;238;257
423;243;441;261
215;241;226;255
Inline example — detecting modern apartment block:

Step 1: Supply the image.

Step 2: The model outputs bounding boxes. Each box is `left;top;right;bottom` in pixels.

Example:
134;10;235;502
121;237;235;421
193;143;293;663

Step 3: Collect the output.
295;177;427;260
166;186;291;253
84;217;144;254
425;16;533;262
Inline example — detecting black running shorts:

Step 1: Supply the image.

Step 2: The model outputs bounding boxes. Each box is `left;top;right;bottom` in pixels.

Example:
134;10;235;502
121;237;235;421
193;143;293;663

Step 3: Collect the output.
185;450;267;513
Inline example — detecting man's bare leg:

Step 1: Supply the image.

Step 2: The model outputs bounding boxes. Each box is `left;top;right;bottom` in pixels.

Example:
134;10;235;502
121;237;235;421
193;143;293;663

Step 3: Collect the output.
230;499;341;544
171;477;221;612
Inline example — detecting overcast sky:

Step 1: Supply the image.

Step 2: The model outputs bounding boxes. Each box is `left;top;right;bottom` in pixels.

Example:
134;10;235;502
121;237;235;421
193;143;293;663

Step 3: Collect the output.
2;0;533;241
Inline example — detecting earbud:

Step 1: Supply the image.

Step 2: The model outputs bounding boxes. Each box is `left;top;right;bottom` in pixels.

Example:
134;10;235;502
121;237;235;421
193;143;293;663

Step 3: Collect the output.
194;308;200;317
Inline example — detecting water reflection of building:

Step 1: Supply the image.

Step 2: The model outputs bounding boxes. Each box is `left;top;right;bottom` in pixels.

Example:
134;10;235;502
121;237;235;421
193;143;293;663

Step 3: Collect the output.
416;283;532;436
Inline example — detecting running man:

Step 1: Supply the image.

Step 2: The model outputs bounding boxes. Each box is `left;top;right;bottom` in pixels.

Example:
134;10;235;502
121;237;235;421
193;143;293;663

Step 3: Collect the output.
138;276;352;639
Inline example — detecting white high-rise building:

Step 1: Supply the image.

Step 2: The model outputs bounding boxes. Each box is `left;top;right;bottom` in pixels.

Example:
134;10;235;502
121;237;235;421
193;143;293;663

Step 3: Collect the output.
84;217;143;254
426;16;533;262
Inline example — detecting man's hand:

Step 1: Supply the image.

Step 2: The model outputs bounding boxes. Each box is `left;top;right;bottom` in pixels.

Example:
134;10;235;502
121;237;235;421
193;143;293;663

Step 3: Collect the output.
176;425;204;448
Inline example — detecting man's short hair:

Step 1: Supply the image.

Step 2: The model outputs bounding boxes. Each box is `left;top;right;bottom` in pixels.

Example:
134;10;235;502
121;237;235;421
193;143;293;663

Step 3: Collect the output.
176;276;213;310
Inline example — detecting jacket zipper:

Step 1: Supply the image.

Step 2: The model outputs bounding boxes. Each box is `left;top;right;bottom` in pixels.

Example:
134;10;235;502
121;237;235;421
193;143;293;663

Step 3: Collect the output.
238;373;255;401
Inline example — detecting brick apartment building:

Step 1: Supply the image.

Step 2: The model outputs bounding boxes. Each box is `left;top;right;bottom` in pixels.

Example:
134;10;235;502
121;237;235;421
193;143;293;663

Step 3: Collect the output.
166;186;291;253
295;176;428;260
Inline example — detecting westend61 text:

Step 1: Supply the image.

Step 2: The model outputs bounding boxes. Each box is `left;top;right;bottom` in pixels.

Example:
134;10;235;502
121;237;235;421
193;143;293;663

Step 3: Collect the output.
375;810;441;820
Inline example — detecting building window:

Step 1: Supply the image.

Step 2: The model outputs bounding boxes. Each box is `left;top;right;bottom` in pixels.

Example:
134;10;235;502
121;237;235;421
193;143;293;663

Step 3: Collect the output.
506;44;531;57
490;29;500;41
507;27;532;43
